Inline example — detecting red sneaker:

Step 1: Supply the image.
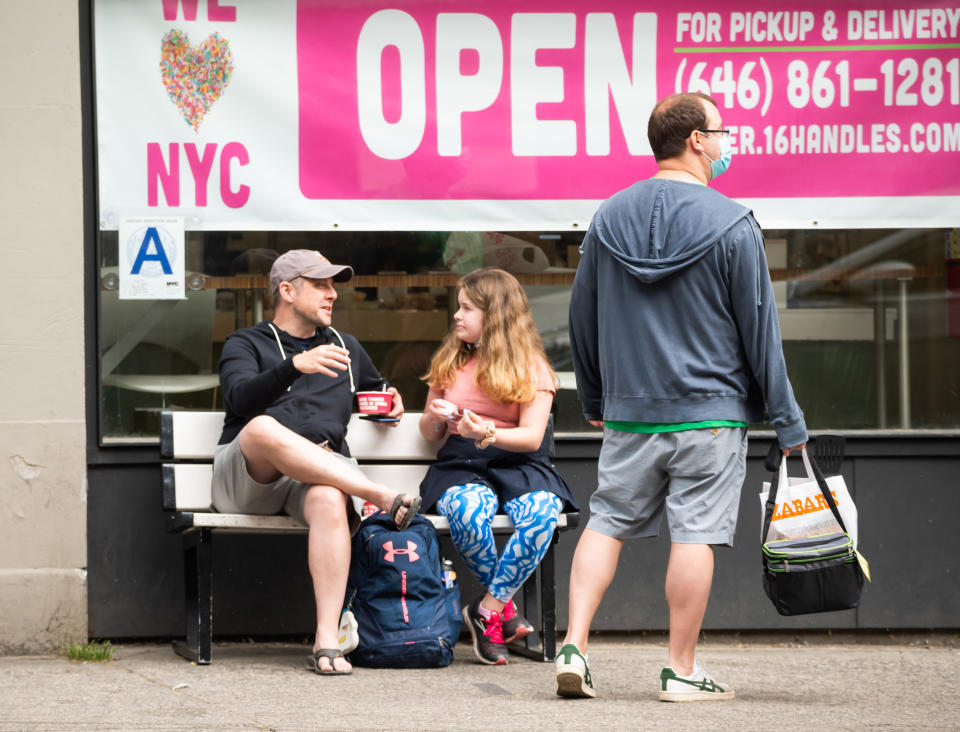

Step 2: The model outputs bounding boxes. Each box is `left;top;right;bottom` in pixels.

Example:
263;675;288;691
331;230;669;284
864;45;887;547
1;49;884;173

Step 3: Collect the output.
463;597;508;665
501;600;534;644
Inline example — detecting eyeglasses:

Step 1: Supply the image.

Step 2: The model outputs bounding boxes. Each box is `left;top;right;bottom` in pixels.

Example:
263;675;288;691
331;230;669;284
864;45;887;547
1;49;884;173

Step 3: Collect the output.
697;129;731;138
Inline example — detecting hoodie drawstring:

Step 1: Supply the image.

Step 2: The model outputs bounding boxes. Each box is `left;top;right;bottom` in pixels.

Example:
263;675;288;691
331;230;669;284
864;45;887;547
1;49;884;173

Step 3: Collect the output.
266;323;356;394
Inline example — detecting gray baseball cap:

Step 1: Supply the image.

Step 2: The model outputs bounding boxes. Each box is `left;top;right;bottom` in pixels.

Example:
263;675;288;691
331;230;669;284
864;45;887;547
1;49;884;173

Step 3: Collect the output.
269;249;353;292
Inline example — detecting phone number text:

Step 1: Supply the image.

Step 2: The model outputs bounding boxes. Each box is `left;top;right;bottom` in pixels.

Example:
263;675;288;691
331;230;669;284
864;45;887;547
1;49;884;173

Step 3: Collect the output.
676;57;960;113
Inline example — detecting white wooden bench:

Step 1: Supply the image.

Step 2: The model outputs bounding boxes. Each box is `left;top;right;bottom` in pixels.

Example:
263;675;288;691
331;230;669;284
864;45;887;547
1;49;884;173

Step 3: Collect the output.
160;410;579;665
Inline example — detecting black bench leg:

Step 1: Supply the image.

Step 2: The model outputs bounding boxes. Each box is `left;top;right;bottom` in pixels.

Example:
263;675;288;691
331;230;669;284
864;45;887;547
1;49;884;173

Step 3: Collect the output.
173;528;213;664
539;536;557;662
508;532;558;662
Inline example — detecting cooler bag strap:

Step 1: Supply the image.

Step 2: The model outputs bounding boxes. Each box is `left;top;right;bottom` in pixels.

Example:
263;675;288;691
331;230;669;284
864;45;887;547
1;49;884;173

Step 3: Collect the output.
807;451;848;534
761;449;782;553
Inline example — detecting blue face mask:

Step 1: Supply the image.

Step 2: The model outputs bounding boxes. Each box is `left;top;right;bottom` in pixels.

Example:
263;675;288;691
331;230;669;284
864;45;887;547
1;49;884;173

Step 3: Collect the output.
701;135;732;179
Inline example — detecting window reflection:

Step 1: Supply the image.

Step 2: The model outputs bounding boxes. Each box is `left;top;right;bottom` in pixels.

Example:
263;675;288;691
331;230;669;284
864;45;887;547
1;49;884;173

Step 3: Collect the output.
97;227;960;443
771;228;958;430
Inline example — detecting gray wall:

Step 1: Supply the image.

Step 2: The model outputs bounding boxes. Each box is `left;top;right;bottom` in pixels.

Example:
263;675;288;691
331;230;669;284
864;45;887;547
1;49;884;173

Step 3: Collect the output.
86;438;960;639
560;441;960;632
0;4;88;653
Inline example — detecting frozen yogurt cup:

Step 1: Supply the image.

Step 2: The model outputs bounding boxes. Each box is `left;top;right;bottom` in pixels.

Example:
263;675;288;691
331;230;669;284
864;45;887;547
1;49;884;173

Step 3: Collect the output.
357;391;393;414
435;399;460;420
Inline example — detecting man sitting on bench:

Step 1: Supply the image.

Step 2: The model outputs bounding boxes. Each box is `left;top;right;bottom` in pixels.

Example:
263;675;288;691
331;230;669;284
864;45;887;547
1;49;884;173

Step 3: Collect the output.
211;249;421;675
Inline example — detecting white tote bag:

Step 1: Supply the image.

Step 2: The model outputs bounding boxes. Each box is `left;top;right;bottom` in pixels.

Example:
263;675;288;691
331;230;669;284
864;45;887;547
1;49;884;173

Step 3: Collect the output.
759;448;858;547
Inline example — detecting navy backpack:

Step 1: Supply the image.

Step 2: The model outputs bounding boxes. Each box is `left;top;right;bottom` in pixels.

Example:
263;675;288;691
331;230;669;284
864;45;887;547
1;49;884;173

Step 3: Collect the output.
344;512;457;668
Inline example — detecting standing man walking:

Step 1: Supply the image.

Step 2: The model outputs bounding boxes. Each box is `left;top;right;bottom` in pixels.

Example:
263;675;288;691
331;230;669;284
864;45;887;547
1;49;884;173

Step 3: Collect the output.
556;93;807;701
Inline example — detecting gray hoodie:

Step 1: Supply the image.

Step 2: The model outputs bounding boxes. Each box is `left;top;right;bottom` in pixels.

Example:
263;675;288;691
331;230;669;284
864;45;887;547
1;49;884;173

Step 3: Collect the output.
569;179;807;449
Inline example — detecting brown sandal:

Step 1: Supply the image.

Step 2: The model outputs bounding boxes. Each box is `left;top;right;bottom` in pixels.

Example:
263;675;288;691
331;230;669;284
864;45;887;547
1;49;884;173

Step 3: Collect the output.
389;494;422;530
305;648;352;675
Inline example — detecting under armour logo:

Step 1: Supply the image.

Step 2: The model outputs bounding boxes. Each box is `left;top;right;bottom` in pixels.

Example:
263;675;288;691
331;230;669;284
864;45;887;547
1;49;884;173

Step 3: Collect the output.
382;540;420;563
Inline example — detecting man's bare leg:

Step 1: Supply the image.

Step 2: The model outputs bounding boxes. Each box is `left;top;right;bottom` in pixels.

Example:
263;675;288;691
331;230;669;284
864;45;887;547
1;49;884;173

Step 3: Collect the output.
562;528;624;651
304;484;352;673
238;415;416;524
665;543;714;675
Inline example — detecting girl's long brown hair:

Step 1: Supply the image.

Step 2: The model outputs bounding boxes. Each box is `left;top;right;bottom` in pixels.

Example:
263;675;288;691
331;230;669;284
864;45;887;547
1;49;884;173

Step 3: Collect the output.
422;268;554;404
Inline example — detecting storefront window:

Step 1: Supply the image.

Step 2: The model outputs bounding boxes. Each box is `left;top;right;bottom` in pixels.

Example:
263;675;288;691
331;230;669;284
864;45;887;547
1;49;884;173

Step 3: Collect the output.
97;227;960;443
97;230;582;442
769;228;959;430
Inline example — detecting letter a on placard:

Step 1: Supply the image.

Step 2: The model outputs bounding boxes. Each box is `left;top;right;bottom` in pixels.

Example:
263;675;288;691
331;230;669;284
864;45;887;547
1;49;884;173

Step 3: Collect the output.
118;217;185;300
131;227;174;275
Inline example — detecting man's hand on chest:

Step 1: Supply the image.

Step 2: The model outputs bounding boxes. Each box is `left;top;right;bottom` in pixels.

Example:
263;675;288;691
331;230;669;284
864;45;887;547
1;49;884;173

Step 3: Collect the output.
291;344;351;379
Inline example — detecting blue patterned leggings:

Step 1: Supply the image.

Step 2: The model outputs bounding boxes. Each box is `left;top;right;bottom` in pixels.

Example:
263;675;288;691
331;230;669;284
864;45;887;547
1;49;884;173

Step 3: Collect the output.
436;483;563;603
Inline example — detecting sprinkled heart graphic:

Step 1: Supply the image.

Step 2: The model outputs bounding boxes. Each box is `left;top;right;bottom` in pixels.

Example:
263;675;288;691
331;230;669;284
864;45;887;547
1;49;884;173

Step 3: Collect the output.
160;29;234;131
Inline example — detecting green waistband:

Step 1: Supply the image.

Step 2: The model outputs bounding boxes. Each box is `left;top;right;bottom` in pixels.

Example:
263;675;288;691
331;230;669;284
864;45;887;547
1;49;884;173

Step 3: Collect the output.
605;420;748;433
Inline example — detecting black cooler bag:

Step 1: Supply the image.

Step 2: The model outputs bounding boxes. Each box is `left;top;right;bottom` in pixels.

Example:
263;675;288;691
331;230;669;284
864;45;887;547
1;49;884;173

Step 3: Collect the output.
761;453;864;616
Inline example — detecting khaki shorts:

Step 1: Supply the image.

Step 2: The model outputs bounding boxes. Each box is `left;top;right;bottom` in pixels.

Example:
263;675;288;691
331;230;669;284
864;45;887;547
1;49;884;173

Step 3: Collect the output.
586;427;748;546
211;435;363;527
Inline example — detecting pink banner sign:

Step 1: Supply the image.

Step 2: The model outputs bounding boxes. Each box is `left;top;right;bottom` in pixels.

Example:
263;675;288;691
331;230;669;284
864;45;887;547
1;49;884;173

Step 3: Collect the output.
297;0;960;201
93;1;960;230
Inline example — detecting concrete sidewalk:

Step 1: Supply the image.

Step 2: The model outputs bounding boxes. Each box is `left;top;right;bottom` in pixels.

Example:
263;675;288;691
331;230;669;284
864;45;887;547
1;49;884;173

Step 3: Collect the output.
1;634;958;731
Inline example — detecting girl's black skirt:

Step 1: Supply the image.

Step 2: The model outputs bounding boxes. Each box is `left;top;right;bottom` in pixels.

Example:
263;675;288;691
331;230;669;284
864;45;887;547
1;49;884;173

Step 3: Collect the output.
418;434;578;513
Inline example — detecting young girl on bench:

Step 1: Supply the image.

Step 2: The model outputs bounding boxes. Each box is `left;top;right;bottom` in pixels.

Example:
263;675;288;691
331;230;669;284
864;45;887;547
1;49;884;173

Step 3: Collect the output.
418;268;577;665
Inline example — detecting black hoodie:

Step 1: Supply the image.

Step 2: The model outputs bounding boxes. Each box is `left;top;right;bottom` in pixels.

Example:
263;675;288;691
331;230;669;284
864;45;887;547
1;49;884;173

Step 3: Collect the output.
217;321;387;454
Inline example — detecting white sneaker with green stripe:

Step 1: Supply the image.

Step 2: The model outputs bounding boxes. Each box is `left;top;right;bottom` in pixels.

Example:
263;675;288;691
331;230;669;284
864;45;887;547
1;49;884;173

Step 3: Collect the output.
659;662;735;702
555;643;596;698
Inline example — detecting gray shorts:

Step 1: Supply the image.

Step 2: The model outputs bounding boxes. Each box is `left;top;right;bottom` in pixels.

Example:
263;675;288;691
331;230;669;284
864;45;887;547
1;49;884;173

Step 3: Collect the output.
211;435;363;526
587;427;748;546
